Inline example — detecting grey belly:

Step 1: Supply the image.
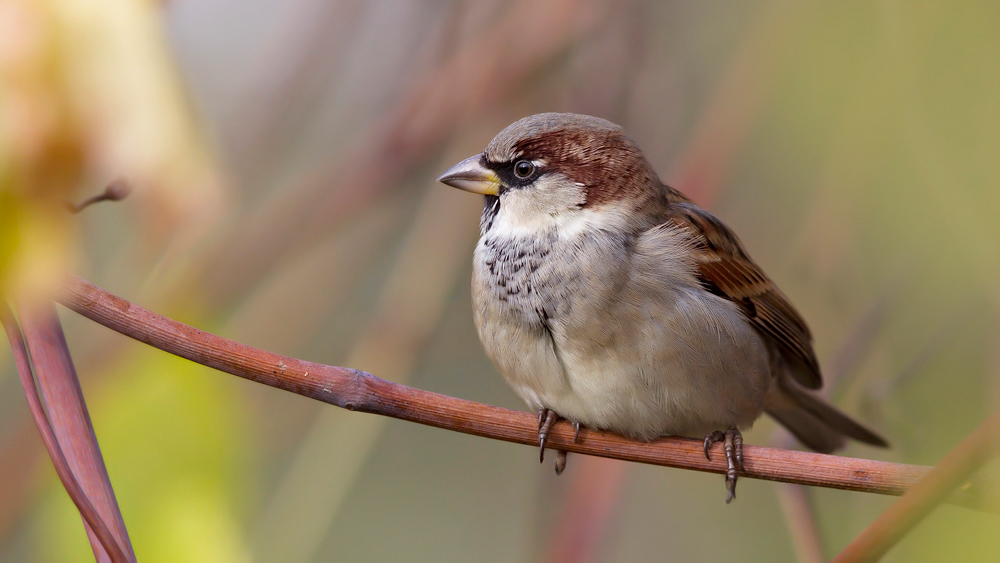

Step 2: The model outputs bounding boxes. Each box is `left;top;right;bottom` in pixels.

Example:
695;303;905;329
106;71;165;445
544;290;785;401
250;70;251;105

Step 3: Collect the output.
476;279;773;441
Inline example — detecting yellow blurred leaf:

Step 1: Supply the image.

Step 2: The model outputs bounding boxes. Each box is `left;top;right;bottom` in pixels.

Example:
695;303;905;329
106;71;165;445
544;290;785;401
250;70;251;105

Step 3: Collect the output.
0;0;225;301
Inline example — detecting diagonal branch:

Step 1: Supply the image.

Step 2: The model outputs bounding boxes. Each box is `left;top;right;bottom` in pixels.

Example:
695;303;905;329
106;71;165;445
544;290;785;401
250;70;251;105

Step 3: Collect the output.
58;273;935;497
0;304;130;563
18;302;136;562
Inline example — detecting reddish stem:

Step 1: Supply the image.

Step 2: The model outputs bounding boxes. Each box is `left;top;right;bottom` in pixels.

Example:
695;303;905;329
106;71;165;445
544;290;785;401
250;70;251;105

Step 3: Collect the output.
1;304;130;563
17;302;136;562
58;273;933;497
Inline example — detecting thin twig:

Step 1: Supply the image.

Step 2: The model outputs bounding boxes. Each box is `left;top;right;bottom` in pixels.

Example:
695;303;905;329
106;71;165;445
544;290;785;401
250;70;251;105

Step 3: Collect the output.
67;178;131;214
832;411;1000;563
57;273;938;498
0;304;130;563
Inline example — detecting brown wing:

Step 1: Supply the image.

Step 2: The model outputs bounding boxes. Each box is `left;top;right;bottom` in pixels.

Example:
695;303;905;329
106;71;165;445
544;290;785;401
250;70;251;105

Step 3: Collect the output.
665;189;822;389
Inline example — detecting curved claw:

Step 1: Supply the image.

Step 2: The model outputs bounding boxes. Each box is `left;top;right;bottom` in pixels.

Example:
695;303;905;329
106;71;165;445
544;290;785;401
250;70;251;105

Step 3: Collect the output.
703;430;725;461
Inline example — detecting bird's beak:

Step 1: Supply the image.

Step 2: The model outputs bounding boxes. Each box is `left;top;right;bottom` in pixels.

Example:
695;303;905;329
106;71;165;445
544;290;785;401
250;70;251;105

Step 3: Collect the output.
436;155;501;195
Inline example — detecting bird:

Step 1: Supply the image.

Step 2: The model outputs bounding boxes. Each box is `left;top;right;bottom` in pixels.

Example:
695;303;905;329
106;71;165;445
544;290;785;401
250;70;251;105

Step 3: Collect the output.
437;113;888;502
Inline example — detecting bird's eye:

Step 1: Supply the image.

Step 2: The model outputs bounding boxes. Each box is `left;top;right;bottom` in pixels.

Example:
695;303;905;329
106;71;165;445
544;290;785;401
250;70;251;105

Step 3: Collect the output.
513;160;535;179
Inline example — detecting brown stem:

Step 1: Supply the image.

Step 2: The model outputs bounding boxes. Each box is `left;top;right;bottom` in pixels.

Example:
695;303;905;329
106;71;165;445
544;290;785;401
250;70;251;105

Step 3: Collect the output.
56;273;940;498
17;302;136;562
0;304;131;563
832;411;1000;563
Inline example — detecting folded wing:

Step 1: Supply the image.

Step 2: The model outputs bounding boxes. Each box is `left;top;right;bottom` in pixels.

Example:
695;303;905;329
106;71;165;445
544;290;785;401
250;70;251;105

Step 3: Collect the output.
664;188;822;390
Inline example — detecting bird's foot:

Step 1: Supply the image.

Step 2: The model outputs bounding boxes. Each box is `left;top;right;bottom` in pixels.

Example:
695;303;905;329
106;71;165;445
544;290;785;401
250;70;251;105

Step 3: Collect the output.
703;428;745;504
538;408;557;463
537;409;583;475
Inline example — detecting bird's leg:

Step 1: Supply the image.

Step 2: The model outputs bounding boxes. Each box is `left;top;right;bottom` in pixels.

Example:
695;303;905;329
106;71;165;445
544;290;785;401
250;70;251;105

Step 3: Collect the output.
732;431;744;471
703;428;745;503
722;430;740;503
538;409;582;474
538;409;587;474
538;409;559;462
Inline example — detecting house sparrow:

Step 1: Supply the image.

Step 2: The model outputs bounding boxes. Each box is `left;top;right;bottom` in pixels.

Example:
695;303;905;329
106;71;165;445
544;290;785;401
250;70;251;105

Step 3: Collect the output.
438;113;887;502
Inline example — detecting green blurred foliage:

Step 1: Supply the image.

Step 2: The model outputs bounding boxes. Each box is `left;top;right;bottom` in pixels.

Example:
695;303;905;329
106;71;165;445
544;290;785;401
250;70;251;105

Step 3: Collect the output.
38;351;251;562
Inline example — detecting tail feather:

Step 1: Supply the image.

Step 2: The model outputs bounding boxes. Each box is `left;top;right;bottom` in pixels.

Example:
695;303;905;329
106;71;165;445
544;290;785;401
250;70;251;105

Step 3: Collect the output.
764;377;888;454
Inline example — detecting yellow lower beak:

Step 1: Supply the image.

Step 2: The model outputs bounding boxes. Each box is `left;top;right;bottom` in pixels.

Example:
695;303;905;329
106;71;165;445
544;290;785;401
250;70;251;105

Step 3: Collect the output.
436;155;501;195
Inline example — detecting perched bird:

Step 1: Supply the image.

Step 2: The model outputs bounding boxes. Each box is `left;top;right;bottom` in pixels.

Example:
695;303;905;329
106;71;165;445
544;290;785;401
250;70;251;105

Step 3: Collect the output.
437;113;887;502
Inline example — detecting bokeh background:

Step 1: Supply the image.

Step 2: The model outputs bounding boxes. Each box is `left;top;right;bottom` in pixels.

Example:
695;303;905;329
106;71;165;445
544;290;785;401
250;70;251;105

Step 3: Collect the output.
2;0;999;561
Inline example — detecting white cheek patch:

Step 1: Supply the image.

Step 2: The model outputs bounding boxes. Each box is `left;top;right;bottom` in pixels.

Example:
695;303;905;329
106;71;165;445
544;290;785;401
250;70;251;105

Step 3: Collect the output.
492;175;583;235
491;175;629;240
491;190;558;236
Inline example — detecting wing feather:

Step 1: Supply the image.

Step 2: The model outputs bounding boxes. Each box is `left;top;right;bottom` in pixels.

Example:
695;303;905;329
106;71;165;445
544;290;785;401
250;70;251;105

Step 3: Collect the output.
665;194;822;389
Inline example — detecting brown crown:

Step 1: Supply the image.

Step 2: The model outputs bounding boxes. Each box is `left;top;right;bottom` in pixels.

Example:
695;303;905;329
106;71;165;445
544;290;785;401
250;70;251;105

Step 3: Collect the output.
484;113;657;208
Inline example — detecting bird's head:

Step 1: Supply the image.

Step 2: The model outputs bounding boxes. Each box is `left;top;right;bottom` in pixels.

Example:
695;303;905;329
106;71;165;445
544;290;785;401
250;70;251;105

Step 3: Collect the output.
437;113;660;234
